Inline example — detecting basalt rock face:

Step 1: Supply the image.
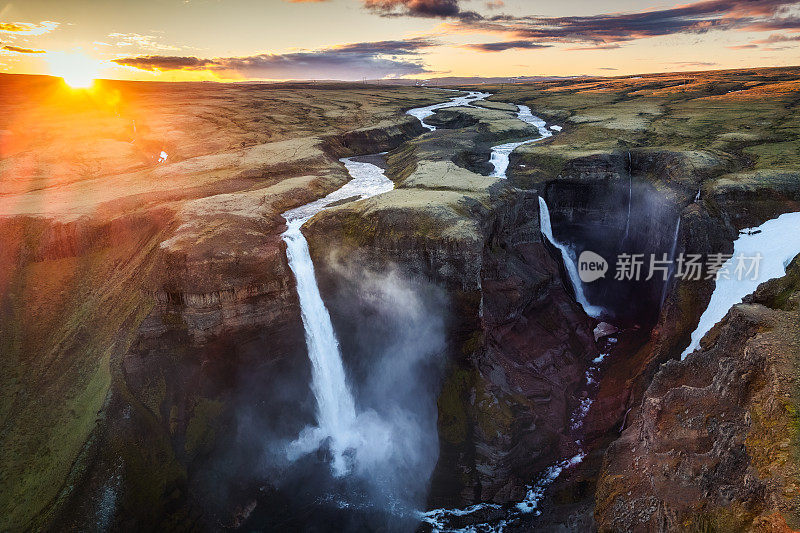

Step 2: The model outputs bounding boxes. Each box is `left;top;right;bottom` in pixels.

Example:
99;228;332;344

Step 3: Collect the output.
51;202;309;530
466;191;597;504
322;116;426;158
594;173;800;444
537;151;701;327
595;255;800;532
707;170;800;230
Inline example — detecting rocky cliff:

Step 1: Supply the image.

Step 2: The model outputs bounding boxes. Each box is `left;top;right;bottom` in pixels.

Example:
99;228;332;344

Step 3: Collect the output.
596;255;800;532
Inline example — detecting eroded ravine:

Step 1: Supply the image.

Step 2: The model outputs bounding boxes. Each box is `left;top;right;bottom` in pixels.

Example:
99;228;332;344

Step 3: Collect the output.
419;97;611;532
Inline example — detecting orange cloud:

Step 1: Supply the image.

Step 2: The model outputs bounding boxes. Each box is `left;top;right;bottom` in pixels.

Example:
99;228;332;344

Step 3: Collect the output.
0;21;59;36
2;45;46;54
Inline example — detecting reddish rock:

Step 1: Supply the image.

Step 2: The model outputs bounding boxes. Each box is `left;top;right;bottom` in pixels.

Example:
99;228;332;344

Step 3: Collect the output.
596;256;800;532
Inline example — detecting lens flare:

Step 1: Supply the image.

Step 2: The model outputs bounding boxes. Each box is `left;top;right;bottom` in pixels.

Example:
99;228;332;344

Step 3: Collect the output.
46;52;100;89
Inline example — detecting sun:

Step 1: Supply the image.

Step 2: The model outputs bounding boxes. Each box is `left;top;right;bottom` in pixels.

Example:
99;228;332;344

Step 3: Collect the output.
46;52;101;89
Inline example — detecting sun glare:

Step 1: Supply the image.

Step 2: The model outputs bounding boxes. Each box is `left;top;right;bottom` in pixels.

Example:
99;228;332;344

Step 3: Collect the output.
47;52;101;89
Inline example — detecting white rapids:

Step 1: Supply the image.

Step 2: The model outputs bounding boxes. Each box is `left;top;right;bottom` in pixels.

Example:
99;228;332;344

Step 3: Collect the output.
489;105;552;178
406;90;491;131
681;211;800;359
282;156;394;475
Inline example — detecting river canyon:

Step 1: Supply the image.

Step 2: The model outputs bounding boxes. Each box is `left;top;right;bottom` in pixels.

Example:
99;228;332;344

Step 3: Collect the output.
2;67;800;532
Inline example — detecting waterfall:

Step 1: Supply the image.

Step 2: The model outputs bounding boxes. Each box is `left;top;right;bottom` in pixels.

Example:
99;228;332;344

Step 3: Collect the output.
283;218;357;474
484;105;602;317
418;99;610;531
681;210;800;359
538;196;604;318
282;156;394;475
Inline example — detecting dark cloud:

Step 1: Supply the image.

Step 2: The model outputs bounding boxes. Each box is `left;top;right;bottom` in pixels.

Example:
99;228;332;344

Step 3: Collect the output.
364;0;461;17
289;0;800;52
113;38;436;79
462;40;552;51
333;38;438;54
448;0;800;47
2;44;46;53
113;56;215;70
743;16;800;30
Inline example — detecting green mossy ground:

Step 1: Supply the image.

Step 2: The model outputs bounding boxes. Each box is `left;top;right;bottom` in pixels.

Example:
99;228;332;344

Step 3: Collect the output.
0;226;162;531
473;68;800;198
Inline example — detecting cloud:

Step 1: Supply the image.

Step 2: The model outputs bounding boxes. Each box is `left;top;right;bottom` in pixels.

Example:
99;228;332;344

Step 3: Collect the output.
726;32;800;49
107;32;181;51
289;0;800;54
114;55;214;71
447;0;800;47
566;43;622;50
667;61;719;67
2;44;45;53
113;38;437;79
462;40;552;51
364;0;460;17
0;21;59;36
752;33;800;44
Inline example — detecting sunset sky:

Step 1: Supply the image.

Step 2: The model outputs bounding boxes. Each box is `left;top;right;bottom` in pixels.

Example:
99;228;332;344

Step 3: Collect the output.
1;0;799;82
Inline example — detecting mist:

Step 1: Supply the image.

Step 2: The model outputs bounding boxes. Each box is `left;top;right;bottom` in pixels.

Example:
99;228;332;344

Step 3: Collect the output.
207;255;448;531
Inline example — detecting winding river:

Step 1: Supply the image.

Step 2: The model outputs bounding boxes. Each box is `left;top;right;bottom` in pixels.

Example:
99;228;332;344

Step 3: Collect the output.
406;90;491;131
